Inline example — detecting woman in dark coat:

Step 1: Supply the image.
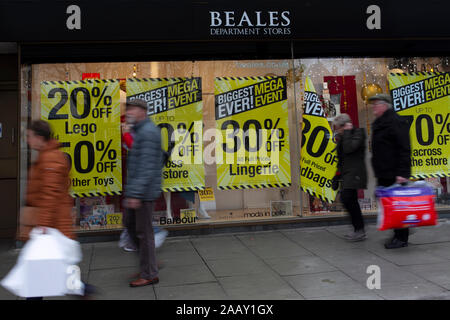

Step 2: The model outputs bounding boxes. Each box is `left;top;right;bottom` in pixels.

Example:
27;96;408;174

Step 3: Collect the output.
333;114;368;241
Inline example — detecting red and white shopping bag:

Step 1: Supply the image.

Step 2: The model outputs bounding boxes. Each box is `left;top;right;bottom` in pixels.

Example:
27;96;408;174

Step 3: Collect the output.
376;182;437;231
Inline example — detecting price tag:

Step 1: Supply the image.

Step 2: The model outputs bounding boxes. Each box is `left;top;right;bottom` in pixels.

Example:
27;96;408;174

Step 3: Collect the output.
106;213;123;225
180;209;197;224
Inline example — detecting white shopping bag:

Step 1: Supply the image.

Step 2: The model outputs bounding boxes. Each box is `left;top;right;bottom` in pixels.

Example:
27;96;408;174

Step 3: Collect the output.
1;227;84;298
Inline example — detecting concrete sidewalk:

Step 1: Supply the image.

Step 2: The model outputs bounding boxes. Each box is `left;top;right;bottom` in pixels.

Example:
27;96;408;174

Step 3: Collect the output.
2;220;450;300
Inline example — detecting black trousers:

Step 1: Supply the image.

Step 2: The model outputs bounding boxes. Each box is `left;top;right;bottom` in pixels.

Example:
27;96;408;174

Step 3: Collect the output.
377;178;409;242
341;189;365;232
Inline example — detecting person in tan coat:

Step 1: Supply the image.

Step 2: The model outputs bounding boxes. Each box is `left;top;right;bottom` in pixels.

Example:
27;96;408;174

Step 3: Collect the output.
22;120;74;241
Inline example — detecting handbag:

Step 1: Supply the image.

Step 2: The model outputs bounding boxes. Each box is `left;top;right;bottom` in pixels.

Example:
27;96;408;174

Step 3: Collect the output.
17;206;38;241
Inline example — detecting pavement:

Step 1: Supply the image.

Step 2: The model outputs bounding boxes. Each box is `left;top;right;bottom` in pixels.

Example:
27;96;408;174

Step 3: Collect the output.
3;220;450;300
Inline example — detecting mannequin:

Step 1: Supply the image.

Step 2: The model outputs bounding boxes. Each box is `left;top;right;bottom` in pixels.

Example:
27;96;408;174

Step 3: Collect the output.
163;191;211;219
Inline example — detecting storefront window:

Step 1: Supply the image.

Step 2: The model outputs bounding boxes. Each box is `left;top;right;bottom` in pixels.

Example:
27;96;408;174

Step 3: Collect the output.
20;57;450;233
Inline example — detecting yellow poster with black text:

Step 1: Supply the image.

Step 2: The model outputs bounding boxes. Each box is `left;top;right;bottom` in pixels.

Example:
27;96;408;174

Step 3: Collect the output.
300;77;338;203
389;72;450;178
127;78;205;191
215;76;291;190
41;80;122;197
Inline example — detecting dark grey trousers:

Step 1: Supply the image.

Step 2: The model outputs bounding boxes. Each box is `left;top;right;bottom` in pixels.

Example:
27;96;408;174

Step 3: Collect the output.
126;201;158;280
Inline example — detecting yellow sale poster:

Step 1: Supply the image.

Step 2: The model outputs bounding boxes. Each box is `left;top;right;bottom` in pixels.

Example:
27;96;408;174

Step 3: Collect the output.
127;78;205;191
41;79;122;197
389;72;450;178
300;77;338;203
215;76;291;189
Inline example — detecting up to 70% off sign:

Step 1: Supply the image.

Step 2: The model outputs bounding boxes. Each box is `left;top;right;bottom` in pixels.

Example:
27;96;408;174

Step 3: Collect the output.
41;81;121;195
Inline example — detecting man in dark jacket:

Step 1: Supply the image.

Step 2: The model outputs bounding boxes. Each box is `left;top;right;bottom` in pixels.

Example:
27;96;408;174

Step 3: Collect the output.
369;93;411;249
333;114;368;241
124;98;163;286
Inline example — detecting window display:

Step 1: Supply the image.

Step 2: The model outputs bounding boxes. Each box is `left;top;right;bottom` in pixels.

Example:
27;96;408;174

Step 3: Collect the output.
20;57;450;233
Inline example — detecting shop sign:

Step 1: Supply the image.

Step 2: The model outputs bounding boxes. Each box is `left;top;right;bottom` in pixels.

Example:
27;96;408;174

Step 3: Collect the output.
243;210;271;219
2;2;450;42
209;10;291;36
214;76;291;190
389;72;450;178
127;78;205;192
41;79;122;198
160;214;198;225
300;77;338;203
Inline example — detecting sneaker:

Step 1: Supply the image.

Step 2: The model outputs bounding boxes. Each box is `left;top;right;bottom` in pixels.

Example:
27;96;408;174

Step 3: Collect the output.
384;238;408;249
155;229;168;249
344;230;366;242
123;245;138;252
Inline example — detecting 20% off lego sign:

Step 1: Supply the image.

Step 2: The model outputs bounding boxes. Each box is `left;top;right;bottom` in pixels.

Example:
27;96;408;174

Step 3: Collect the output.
41;80;122;197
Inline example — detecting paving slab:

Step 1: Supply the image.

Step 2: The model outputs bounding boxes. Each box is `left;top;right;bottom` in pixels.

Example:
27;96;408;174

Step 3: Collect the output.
283;271;373;299
409;222;450;245
218;272;304;300
191;236;255;261
88;266;138;288
206;256;273;277
153;264;216;288
325;225;394;251
90;242;139;270
264;255;337;276
79;244;94;274
314;248;426;286
95;284;156;300
309;293;384;300
157;249;205;267
416;242;450;260
237;232;312;259
367;245;448;266
160;239;197;253
401;262;450;290
155;282;228;300
282;229;364;254
374;280;448;300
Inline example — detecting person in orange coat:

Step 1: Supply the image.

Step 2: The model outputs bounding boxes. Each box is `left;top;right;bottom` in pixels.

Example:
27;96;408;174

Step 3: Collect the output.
24;120;74;240
24;120;97;300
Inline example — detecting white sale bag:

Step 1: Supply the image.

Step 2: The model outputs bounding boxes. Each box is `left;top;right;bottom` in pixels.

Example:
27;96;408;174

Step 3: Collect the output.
1;227;83;298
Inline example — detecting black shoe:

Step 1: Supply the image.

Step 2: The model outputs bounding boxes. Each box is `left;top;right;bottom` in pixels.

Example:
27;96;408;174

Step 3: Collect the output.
384;238;408;249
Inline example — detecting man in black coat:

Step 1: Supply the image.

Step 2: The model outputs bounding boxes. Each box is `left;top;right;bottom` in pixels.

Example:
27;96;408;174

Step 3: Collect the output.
369;93;412;249
333;114;368;241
